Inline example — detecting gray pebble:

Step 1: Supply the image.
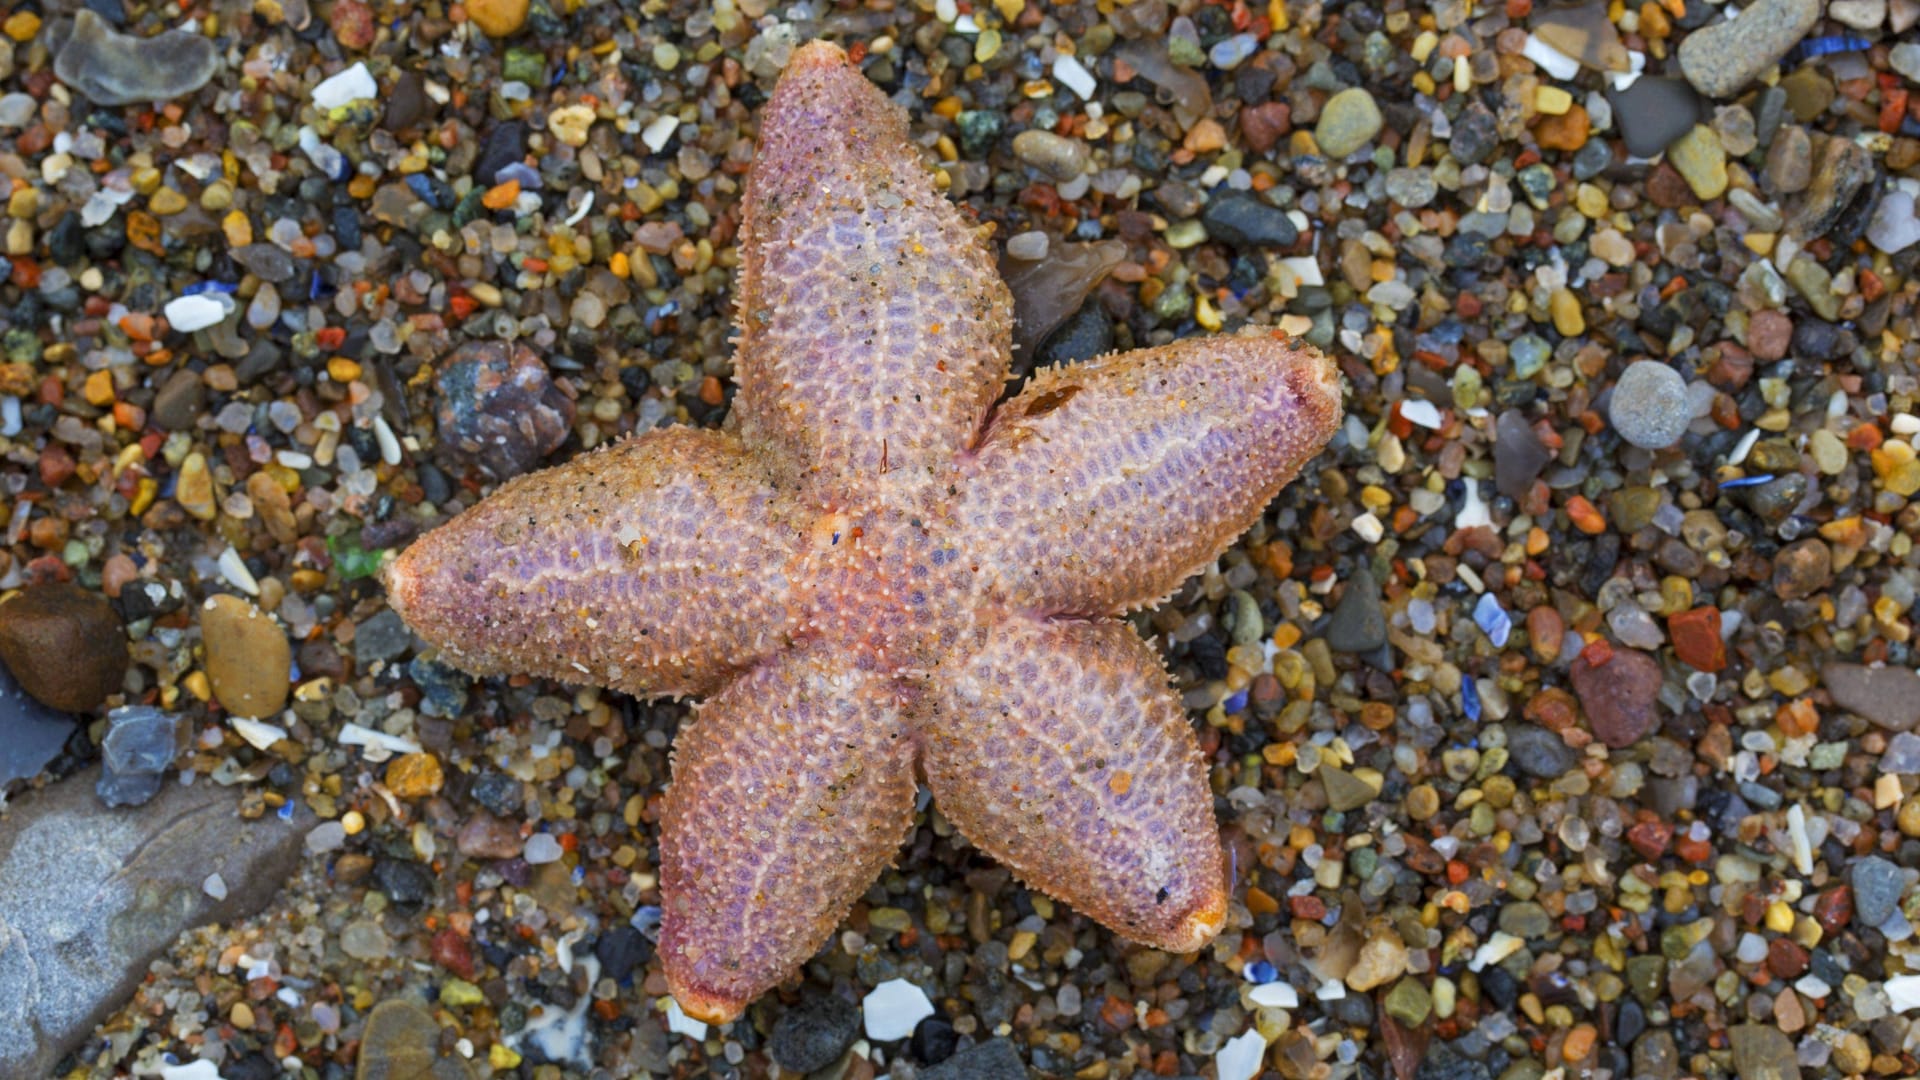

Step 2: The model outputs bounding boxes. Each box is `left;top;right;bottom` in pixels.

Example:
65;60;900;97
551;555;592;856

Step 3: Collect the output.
1609;362;1691;449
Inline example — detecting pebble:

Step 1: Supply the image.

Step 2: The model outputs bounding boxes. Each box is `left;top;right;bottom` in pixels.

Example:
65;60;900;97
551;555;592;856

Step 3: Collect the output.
863;978;935;1041
164;294;229;333
455;813;522;859
433;342;576;481
1011;130;1089;181
523;833;564;864
922;1039;1026;1080
1570;647;1663;748
1609;362;1692;449
770;993;861;1073
356;999;472;1080
52;11;220;106
1728;1024;1801;1080
1200;191;1299;249
1345;933;1408;991
466;0;530;37
199;595;291;719
0;583;128;712
0;660;77;788
1494;410;1552;497
1824;664;1920;731
95;706;179;808
1850;856;1906;927
1315;88;1383;158
1868;188;1920;255
1324;568;1387;654
1772;538;1831;601
1677;0;1821;98
1508;724;1580;778
1665;125;1728;201
1829;0;1886;28
311;62;378;109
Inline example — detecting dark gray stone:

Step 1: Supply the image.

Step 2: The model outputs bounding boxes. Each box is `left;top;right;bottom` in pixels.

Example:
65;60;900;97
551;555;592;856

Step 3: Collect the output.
0;768;311;1076
1507;725;1580;779
1851;855;1907;928
1325;567;1387;654
0;663;75;790
921;1038;1028;1080
769;992;861;1073
1201;191;1299;249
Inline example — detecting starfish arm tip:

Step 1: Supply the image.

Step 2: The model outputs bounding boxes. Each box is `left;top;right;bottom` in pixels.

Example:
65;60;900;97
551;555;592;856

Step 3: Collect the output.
1157;887;1229;954
668;977;749;1026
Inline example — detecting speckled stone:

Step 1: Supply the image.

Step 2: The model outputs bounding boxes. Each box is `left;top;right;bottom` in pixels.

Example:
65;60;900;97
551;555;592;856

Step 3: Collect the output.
1609;362;1692;449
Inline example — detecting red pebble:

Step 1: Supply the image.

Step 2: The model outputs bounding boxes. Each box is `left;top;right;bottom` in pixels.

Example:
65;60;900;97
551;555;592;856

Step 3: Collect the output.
38;445;75;488
432;928;475;979
1669;605;1726;673
1626;821;1672;861
1813;886;1852;935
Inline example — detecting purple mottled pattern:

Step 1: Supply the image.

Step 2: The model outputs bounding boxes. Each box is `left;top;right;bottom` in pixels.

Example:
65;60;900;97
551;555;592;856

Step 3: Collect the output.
385;40;1344;1023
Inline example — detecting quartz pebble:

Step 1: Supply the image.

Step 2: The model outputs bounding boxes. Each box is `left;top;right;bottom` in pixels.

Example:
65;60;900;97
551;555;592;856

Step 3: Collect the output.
53;11;221;106
1609;362;1692;449
862;978;934;1040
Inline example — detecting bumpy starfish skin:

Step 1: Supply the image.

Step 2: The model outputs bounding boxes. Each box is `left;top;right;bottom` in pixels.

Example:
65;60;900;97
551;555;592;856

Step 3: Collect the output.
386;40;1342;1023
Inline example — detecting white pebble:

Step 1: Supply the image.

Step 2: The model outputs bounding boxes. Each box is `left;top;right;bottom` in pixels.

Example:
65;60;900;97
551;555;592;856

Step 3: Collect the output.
665;998;709;1039
1469;931;1524;971
0;396;21;437
1454;482;1491;530
312;62;379;109
1786;803;1813;876
306;819;347;854
1399;399;1443;429
164;293;230;333
218;547;261;596
862;977;934;1040
641;115;680;154
1053;53;1097;99
1277;255;1323;287
203;873;229;900
373;415;403;466
1216;1029;1269;1080
1249;981;1299;1009
1886;974;1920;1012
1520;35;1581;80
1892;413;1920;436
232;716;288;752
1350;512;1384;543
160;1061;224;1080
338;722;423;756
524;833;565;864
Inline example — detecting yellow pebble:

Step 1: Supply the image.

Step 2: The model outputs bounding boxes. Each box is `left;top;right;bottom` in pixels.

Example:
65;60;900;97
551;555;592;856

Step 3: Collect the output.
327;357;363;384
1535;86;1573;116
1765;900;1795;934
222;210;253;248
232;1002;255;1029
1550;288;1585;337
183;669;212;702
83;369;115;407
343;810;367;835
2;11;40;41
386;752;445;799
490;1045;523;1069
610;251;630;278
149;188;190;216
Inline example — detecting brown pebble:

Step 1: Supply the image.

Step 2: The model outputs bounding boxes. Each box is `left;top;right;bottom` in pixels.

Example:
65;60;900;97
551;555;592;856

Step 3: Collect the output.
1527;606;1564;663
200;594;292;719
1772;538;1832;601
1569;647;1663;748
1746;310;1792;362
0;582;128;712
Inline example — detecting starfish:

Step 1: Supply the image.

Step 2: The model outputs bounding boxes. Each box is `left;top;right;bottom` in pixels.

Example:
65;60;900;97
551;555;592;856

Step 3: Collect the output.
385;40;1342;1023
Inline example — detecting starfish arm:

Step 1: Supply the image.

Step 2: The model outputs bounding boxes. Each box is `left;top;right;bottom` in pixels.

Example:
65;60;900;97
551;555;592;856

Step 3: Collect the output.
659;645;918;1022
383;427;804;699
730;41;1013;488
921;616;1226;951
954;331;1341;615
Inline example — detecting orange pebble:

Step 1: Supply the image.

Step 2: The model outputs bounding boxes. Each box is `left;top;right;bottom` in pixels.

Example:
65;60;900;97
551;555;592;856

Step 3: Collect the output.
1565;495;1606;534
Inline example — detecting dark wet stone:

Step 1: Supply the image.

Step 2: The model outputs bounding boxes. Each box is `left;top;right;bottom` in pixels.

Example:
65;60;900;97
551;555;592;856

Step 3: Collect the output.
382;71;435;133
0;661;76;789
1449;103;1500;166
1850;855;1906;927
470;771;524;817
1415;1041;1493;1080
432;341;575;481
472;121;528;184
1325;567;1387;653
231;243;297;284
0;767;311;1076
1743;473;1807;527
46;213;85;265
593;925;654;983
956;110;1005;159
94;705;179;808
921;1038;1026;1080
1507;725;1580;778
912;1014;959;1064
769;992;861;1073
151;367;206;431
1608;77;1703;158
1824;662;1920;732
1003;239;1127;358
1201;191;1299;249
1632;1029;1681;1080
0;582;129;712
1033;301;1114;369
354;609;416;667
1494;410;1552;498
371;858;437;907
1570;647;1663;748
